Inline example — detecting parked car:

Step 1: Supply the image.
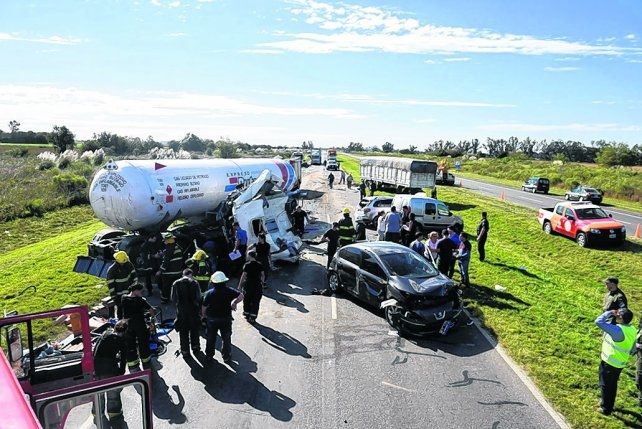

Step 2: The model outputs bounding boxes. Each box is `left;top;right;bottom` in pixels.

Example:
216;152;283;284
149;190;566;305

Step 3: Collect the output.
327;242;462;335
326;160;339;171
537;201;626;247
564;185;603;204
391;193;463;232
435;171;456;186
521;176;550;194
355;196;393;226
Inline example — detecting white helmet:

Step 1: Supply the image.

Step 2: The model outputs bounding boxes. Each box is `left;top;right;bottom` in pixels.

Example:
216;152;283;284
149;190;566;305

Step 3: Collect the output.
210;271;229;284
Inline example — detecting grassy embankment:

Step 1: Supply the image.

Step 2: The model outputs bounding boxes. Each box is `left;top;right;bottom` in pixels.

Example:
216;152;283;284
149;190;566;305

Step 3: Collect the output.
338;153;642;429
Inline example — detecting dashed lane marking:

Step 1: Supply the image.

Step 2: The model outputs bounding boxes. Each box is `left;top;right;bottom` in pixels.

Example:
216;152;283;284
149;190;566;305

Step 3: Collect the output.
331;296;337;320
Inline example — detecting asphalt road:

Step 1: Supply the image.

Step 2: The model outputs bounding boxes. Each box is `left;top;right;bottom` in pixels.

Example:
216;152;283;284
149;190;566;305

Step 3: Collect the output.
457;176;642;228
141;166;564;429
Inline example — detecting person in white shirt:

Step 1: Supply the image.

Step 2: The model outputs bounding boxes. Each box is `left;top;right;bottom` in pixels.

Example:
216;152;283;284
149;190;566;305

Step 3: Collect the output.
376;210;386;241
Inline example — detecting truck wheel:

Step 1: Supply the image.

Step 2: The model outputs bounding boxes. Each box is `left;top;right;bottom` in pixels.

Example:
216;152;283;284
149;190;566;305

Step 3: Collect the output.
543;221;553;235
576;232;588;247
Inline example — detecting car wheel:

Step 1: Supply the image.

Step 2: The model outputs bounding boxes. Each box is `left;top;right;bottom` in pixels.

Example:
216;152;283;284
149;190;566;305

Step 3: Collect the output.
564;194;569;200
328;271;341;292
543;221;553;235
384;304;403;330
576;232;588;247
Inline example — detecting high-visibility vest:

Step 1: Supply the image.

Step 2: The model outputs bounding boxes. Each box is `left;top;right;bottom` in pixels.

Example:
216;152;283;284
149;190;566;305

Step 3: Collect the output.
601;324;636;368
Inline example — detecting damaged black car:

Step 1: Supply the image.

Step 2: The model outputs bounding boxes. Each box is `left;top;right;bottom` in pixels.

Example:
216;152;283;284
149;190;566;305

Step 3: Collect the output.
327;242;462;336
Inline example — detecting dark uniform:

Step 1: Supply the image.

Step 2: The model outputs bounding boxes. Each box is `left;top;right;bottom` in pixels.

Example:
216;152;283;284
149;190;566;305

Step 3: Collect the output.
292;210;308;237
92;329;127;425
436;237;456;276
369;181;376;196
186;256;211;293
322;228;340;269
358;182;366;199
138;235;163;293
604;288;628;324
106;262;136;318
476;217;490;262
338;215;356;247
254;241;271;281
172;275;202;353
121;295;152;371
160;243;184;302
202;285;241;361
242;260;265;321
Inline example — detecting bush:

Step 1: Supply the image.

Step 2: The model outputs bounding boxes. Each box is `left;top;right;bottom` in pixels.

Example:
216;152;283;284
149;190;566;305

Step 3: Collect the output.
9;148;28;158
53;173;89;205
38;160;55;170
25;199;45;217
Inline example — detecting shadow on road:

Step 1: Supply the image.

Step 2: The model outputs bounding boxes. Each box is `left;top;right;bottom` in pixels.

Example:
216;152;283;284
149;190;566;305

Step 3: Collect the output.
151;372;187;424
252;322;311;359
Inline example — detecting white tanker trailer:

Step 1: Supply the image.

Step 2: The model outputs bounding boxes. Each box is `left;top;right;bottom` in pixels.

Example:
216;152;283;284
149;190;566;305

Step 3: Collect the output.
75;158;304;278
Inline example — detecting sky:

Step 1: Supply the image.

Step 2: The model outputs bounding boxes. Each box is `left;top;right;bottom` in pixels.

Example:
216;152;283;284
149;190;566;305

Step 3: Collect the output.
0;0;641;148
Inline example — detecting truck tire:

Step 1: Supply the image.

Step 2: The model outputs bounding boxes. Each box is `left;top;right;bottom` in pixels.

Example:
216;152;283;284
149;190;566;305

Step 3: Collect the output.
543;221;553;235
576;232;588;247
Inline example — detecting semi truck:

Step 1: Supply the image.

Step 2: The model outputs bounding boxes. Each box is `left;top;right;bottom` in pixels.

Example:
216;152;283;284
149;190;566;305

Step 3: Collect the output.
310;149;322;165
359;157;438;194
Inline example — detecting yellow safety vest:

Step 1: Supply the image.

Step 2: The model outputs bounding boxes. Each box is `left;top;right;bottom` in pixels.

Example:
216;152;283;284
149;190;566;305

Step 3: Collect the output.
601;324;636;368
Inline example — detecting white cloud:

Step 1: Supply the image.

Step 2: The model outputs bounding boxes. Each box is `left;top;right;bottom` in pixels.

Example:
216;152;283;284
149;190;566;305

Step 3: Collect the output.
591;100;616;105
479;122;641;132
167;32;187;37
0;84;364;140
625;33;636;40
544;66;580;72
241;49;284;54
262;1;641;57
554;56;581;62
443;57;470;62
627;59;642;63
0;32;82;45
424;59;438;64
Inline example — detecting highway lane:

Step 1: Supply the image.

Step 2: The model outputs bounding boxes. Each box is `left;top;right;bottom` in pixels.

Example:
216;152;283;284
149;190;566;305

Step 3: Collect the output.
144;166;565;429
457;176;642;228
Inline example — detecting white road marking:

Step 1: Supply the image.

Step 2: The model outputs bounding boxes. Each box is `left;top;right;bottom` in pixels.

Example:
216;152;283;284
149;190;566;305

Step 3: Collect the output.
331;296;337;319
381;381;416;393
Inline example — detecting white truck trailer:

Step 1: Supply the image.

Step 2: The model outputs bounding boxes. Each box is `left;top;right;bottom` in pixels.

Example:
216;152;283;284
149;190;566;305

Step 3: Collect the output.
359;156;438;194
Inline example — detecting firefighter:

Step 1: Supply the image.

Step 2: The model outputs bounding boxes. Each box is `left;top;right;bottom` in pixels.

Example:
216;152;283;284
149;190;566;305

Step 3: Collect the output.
93;320;128;428
138;233;163;295
186;249;211;293
121;283;154;371
337;208;356;247
106;251;137;319
239;251;265;324
172;269;202;356
158;235;184;304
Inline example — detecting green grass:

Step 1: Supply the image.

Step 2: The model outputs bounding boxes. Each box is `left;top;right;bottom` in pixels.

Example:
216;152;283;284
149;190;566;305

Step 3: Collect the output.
339;152;642;428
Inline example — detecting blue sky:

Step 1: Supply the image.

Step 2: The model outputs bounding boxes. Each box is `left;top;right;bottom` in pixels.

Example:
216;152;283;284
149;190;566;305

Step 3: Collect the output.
0;0;641;147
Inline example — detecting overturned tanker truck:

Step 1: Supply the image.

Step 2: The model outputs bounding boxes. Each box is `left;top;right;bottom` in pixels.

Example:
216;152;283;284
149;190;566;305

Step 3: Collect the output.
75;158;304;278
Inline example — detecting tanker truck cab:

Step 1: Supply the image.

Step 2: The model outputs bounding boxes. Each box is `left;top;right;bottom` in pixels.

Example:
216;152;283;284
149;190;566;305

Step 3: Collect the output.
232;169;302;263
392;193;463;232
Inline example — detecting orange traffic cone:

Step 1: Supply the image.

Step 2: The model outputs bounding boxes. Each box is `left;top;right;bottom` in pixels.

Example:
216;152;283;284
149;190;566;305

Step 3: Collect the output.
634;223;641;239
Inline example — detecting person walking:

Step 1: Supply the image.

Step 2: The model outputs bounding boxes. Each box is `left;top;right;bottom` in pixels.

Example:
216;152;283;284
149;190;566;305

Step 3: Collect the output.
409;232;425;255
604;277;627;324
92;320;128;428
328;172;335;189
369;181;377;197
201;271;244;364
376;210;386;241
338;169;346;185
251;233;272;286
322;223;340;268
595;308;636;415
476;212;489;262
158;235;183;304
172;269;202;357
436;229;457;276
106;251;137;318
383;206;402;243
292;206;309;237
121;283;154;371
337;208;356;246
185;249;211;293
346;174;353;189
358;181;366;199
138;234;163;295
233;222;248;274
239;251;265;324
456;232;472;286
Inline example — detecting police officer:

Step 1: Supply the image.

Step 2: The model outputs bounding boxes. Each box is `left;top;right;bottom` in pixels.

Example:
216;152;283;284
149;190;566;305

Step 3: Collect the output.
93;320;128;428
239;251;265;324
186;249;211;293
201;272;244;364
172;269;202;357
158;235;184;304
106;251;137;318
603;277;627;324
121;283;154;371
338;208;356;247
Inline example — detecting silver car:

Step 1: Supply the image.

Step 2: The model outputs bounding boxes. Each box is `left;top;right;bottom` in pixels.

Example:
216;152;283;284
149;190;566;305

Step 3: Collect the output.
355;196;393;226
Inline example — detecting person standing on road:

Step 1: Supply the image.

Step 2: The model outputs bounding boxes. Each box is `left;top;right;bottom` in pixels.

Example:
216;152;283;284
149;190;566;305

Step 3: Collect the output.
338;208;356;246
121;283;154;372
476;212;490;262
92;320;128;428
250;233;272;286
436;229;457;276
328;172;335;189
172;269;202;357
138;234;163;295
158;235;184;304
322;223;340;268
376;210;386;241
409;232;425;255
338;169;346;185
359;181;366;199
106;251;137;319
346;174;353;189
233;222;248;274
595;308;636;416
239;251;265;324
603;277;627;324
369;181;377;197
383;206;402;243
185;249;211;293
201;272;244;364
292;206;309;237
456;232;472;286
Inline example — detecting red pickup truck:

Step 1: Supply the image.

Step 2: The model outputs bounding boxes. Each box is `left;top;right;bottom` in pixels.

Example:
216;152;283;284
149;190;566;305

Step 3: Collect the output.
537;201;626;247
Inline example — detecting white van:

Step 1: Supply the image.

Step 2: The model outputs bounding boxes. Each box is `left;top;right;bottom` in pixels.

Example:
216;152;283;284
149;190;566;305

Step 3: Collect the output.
391;193;463;231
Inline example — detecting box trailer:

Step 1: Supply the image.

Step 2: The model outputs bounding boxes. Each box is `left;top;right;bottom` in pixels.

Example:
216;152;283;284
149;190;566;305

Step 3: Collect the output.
360;157;437;193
